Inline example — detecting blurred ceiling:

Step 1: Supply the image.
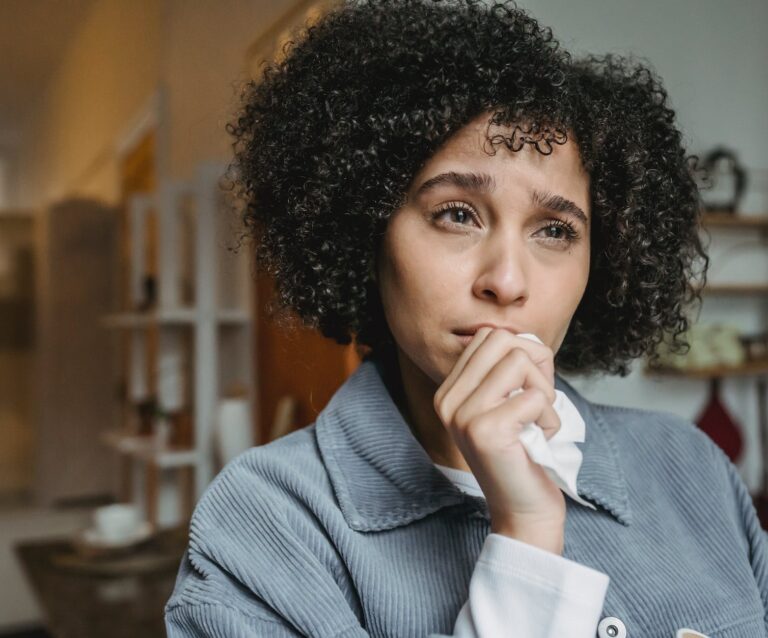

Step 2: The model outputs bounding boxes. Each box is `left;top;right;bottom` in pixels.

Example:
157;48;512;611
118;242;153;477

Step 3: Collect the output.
0;0;93;143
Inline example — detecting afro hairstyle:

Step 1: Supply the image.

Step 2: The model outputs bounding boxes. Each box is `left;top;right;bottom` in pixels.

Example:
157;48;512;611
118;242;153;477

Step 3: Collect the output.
227;0;709;377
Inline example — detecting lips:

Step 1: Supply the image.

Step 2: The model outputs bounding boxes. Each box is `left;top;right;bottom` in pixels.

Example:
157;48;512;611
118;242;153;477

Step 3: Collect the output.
453;323;520;336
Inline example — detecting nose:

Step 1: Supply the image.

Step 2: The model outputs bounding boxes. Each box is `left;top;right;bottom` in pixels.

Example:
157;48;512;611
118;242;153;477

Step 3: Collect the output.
471;234;529;305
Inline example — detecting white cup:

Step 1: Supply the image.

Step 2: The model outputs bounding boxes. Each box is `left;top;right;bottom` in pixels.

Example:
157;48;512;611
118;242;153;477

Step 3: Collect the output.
93;504;140;542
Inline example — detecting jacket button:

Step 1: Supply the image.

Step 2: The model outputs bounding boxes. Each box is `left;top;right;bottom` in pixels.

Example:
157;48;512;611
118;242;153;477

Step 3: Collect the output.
598;617;627;638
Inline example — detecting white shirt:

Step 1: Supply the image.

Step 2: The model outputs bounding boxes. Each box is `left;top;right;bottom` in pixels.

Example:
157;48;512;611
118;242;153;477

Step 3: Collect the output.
435;463;610;638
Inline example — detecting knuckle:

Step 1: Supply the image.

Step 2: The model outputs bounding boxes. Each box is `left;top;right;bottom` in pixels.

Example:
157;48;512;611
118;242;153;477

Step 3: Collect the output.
433;391;444;416
453;404;472;430
500;329;517;344
545;417;562;439
434;393;454;426
508;347;530;366
525;387;548;406
489;327;513;344
463;414;491;441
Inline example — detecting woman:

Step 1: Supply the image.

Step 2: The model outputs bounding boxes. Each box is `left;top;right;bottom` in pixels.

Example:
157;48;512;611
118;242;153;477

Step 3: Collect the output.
166;1;768;636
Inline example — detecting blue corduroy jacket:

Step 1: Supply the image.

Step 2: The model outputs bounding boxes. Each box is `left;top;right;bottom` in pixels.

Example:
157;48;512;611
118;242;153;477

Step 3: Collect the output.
165;357;768;637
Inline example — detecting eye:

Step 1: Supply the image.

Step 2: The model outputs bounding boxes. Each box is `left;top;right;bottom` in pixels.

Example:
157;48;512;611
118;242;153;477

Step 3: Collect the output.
431;202;479;228
537;219;580;245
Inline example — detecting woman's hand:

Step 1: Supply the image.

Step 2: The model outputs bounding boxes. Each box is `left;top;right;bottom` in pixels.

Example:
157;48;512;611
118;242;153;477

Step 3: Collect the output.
433;326;566;554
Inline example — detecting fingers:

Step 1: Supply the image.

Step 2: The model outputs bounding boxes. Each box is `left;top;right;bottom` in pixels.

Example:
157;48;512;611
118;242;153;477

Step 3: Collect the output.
490;389;561;443
452;387;560;451
457;352;560;434
435;328;556;425
437;326;494;401
469;330;555;388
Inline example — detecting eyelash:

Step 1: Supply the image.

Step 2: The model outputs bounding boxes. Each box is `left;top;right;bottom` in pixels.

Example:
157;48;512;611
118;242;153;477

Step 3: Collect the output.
431;202;580;245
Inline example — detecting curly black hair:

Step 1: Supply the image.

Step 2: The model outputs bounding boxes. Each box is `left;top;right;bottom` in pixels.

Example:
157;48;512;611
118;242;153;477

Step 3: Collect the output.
226;0;709;377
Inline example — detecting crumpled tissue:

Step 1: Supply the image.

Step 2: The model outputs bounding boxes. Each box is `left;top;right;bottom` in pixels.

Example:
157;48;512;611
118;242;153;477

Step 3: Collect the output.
508;333;595;510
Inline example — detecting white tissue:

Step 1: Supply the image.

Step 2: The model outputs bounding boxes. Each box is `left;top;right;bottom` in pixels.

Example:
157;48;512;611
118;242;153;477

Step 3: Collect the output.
508;333;596;510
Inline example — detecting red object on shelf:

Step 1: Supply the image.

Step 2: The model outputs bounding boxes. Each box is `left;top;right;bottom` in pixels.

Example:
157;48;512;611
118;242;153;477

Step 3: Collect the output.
694;377;744;463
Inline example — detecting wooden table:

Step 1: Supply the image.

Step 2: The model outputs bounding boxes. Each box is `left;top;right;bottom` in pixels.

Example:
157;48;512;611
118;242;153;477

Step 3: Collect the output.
15;525;188;638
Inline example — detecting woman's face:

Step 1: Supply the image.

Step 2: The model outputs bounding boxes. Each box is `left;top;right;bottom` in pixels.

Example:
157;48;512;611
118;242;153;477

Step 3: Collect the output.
376;112;591;385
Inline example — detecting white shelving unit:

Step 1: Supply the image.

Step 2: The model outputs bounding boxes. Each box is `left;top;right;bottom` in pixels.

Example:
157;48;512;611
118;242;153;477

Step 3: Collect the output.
101;161;254;528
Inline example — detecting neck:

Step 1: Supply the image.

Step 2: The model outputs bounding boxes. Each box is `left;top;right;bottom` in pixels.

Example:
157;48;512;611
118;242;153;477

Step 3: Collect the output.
377;347;471;473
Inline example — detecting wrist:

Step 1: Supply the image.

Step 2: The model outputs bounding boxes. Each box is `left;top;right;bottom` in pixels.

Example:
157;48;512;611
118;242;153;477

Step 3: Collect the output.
490;518;565;555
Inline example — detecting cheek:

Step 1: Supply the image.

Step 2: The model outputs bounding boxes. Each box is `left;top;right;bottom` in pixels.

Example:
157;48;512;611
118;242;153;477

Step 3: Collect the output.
382;252;444;325
378;236;464;355
408;258;466;329
540;251;589;313
561;256;589;307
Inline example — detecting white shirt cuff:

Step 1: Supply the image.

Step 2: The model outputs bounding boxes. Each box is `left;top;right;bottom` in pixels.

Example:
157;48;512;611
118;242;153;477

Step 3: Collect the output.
451;533;610;638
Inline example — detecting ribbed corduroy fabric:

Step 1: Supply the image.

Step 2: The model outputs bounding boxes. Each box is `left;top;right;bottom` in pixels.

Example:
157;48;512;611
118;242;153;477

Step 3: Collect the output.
165;357;768;637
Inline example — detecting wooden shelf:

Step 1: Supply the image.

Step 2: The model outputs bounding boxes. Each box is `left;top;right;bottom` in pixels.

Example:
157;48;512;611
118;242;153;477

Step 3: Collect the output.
102;310;194;327
101;431;199;469
699;283;768;295
217;309;251;325
103;166;254;528
696;213;768;294
102;309;250;328
701;212;768;229
645;357;768;379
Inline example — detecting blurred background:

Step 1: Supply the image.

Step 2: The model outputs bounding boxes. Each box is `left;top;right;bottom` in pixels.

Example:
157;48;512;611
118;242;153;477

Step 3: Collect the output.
0;0;766;636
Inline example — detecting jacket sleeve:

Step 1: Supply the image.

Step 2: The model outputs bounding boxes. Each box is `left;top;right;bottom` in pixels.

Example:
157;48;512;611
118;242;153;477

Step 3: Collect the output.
718;443;768;630
165;550;367;638
163;458;368;638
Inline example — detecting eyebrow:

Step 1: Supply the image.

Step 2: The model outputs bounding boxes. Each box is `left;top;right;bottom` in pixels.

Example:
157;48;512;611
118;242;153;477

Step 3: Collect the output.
414;171;589;226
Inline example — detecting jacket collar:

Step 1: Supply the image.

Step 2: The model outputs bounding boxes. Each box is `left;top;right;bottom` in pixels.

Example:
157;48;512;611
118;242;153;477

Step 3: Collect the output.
315;357;632;532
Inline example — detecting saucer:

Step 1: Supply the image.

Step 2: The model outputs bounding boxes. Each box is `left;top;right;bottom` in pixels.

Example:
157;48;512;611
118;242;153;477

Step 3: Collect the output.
79;521;154;550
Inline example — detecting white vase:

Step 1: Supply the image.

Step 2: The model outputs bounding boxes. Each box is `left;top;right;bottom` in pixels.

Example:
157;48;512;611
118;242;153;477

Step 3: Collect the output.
215;398;254;467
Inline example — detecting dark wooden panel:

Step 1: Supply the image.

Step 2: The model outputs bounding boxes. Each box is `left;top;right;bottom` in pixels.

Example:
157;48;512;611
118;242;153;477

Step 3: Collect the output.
255;270;360;444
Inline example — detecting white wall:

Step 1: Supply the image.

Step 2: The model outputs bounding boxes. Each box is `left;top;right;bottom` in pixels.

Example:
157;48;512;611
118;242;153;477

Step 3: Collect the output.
515;0;768;490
